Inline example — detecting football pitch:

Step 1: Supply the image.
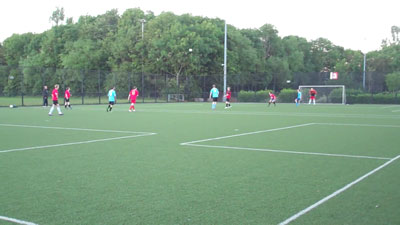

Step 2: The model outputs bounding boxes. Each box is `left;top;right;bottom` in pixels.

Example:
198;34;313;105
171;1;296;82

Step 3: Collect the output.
1;103;400;225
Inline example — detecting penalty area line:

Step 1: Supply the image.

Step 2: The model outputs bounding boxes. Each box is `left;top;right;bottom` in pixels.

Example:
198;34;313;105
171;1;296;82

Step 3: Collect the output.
183;144;391;160
315;122;400;128
0;215;38;225
180;123;315;145
279;154;400;225
0;133;156;154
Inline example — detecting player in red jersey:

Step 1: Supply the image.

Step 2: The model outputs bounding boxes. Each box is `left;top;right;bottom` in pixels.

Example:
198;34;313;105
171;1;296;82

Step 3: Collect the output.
128;86;139;112
268;92;276;106
224;87;232;109
64;87;72;109
309;88;317;105
48;84;63;116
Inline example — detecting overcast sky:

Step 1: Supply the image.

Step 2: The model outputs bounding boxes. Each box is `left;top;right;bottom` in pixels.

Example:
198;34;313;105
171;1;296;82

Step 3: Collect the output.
1;0;398;52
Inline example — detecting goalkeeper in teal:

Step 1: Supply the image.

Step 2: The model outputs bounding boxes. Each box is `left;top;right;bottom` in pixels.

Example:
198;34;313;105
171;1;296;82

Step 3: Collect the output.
209;84;219;110
107;87;116;112
295;89;302;106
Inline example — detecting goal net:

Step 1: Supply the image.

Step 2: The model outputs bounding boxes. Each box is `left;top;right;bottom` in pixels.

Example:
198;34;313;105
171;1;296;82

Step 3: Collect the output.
299;85;346;104
167;94;185;102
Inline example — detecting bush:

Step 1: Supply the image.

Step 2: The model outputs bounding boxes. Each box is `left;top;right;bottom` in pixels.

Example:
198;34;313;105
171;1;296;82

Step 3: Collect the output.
346;92;399;104
277;89;297;103
238;90;255;102
318;95;328;103
371;93;398;104
237;90;273;102
328;88;343;103
255;90;271;102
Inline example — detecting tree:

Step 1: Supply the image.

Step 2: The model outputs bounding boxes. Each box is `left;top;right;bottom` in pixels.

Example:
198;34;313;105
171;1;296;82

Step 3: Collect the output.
259;24;283;60
391;26;399;43
50;7;65;26
282;36;309;72
266;56;290;91
1;7;398;97
385;72;400;94
0;43;6;65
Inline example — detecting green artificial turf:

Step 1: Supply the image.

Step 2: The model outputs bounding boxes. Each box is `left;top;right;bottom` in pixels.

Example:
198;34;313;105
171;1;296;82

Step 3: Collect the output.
0;103;399;224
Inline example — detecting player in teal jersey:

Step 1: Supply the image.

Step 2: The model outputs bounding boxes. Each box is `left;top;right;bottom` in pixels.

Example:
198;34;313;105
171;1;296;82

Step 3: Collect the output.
209;84;219;110
295;89;302;106
107;87;116;112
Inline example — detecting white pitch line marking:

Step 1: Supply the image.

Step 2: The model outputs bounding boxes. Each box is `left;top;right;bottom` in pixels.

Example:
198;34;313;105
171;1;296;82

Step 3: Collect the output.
279;155;400;225
0;123;150;134
315;123;400;128
382;105;399;109
184;144;391;160
0;215;38;225
180;123;315;145
0;133;156;154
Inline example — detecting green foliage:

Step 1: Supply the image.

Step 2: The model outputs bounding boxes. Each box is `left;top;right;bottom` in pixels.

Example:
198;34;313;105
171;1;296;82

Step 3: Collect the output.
238;90;255;102
237;89;273;102
385;72;400;93
255;90;271;102
277;89;297;103
347;93;398;104
345;89;399;104
3;68;22;96
49;7;65;26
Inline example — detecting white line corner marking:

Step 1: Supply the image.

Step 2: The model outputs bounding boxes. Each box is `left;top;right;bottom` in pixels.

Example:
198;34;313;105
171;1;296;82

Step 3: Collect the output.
0;215;38;225
0;124;156;153
279;155;400;225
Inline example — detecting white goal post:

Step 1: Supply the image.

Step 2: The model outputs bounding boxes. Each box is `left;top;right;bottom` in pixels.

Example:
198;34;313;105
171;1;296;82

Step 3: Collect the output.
299;85;346;104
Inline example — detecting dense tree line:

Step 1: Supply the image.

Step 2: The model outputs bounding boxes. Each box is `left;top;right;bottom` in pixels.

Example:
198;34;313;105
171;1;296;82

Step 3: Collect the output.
0;8;399;98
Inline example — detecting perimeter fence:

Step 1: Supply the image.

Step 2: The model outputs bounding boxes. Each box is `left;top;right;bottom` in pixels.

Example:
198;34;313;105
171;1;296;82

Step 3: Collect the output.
0;66;397;106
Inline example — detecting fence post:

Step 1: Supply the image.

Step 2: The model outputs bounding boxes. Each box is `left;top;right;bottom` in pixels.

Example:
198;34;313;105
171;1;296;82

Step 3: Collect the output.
61;69;65;106
155;74;157;103
142;72;145;103
98;70;101;104
128;71;132;92
165;72;169;102
20;67;24;106
81;70;84;105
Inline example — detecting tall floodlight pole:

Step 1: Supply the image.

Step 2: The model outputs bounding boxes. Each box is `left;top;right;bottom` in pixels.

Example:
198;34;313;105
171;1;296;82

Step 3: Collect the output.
363;53;366;90
140;19;146;102
223;22;227;101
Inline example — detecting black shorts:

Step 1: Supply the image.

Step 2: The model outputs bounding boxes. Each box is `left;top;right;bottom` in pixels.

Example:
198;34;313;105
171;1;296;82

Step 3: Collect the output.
65;98;70;102
109;101;115;105
226;98;231;102
212;97;218;102
52;100;58;105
